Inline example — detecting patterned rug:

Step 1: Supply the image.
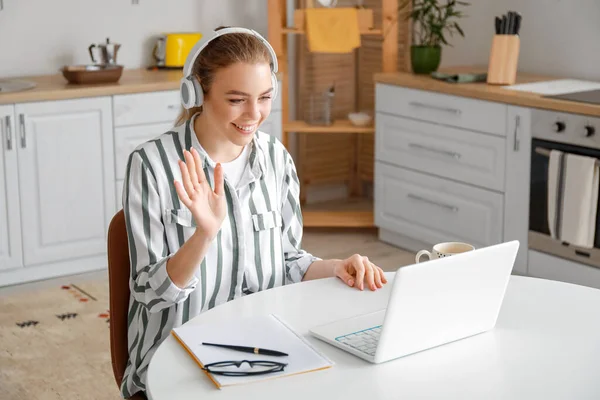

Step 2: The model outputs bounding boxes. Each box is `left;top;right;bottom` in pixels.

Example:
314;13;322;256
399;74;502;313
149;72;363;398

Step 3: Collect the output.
0;279;121;399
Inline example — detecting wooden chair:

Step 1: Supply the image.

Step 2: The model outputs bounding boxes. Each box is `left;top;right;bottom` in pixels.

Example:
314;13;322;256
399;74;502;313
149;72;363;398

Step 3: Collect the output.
107;209;146;400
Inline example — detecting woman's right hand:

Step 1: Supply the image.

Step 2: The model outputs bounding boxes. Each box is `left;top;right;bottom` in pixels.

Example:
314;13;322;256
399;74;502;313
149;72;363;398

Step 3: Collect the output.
174;148;227;241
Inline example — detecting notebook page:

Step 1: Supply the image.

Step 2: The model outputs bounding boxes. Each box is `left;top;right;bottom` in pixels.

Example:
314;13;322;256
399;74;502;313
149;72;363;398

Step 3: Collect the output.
172;313;334;387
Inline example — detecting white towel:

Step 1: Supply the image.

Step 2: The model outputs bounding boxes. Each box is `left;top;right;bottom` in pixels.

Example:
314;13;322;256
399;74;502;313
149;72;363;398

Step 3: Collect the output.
547;149;599;248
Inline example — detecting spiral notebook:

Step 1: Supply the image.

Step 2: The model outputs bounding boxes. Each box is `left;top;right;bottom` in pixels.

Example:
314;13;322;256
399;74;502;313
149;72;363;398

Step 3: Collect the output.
171;313;334;388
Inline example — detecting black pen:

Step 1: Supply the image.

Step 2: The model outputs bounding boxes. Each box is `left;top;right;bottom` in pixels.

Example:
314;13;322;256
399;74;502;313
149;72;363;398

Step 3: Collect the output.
202;342;289;357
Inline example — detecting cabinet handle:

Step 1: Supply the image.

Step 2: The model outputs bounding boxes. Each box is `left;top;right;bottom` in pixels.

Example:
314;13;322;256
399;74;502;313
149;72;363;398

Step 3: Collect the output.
167;104;178;110
19;114;26;148
4;115;11;151
407;193;459;213
408;143;461;160
409;101;462;116
513;115;521;151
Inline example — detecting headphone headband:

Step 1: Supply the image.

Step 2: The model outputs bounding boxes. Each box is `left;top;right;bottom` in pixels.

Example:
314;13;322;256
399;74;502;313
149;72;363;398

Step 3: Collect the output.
183;27;278;77
180;27;279;110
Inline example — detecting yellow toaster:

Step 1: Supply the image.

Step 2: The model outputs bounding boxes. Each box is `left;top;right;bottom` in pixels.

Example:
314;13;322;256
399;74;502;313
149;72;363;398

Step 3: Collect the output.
153;33;202;68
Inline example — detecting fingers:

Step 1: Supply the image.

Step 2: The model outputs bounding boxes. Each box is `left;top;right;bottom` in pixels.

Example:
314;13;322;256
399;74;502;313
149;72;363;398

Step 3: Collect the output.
353;255;366;291
347;255;387;291
214;163;224;196
178;159;195;196
372;262;383;289
379;267;388;284
184;150;200;190
173;180;191;208
335;267;355;288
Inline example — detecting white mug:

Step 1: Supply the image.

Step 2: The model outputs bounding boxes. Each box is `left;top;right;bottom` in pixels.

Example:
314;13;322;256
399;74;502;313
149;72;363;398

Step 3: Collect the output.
415;242;475;263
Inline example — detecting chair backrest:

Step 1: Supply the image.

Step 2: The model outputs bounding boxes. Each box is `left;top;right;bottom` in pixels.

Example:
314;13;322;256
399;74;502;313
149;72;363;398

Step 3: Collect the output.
107;209;131;391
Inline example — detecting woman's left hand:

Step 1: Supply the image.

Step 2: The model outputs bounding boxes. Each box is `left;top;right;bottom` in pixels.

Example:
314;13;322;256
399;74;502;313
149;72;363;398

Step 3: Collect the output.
333;254;388;291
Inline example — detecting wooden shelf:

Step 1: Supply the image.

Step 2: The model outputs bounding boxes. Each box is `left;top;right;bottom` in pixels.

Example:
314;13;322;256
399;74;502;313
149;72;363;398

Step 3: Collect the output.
282;28;383;36
302;197;374;228
284;119;374;134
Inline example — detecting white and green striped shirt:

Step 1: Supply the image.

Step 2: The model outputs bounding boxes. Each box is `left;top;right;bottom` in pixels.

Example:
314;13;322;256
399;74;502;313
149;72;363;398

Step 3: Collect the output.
120;114;319;398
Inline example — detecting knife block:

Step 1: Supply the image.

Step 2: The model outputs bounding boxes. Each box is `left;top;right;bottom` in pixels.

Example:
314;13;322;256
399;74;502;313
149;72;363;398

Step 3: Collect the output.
487;35;520;85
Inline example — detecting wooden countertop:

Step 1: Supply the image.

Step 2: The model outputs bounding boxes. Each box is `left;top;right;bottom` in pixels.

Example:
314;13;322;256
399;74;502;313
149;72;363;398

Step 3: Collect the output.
0;68;185;105
0;68;284;105
373;67;600;117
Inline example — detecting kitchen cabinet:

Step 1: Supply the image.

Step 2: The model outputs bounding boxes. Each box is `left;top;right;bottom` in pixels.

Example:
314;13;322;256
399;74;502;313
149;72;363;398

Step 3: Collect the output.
113;90;182;208
0;105;22;271
0;97;115;285
374;84;528;275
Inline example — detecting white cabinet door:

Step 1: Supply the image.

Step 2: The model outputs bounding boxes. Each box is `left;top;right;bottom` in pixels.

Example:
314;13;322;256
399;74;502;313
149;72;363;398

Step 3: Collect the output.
0;105;23;270
260;110;282;143
15;97;115;267
503;106;531;275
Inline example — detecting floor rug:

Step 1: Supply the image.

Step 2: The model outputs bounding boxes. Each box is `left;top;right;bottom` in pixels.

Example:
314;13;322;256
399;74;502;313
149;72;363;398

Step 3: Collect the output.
0;280;121;399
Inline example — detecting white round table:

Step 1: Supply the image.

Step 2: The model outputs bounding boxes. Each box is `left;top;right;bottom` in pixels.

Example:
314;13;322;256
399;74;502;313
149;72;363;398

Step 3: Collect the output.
147;274;600;399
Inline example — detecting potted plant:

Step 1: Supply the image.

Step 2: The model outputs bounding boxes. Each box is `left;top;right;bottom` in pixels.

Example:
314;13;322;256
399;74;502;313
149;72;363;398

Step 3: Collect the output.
399;0;470;74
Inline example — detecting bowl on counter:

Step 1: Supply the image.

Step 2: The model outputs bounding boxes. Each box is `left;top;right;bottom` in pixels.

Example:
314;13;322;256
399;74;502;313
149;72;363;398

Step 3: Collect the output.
348;111;372;127
61;64;123;84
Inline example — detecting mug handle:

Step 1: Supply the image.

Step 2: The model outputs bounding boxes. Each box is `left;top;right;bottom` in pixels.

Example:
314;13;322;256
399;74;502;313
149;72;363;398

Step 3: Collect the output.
415;250;432;263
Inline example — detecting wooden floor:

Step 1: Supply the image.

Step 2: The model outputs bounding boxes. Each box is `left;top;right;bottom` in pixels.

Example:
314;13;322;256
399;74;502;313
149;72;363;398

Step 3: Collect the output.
302;228;416;271
0;229;415;296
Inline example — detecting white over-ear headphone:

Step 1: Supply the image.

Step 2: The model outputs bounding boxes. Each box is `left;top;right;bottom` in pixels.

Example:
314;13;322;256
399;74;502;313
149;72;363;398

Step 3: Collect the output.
180;27;279;110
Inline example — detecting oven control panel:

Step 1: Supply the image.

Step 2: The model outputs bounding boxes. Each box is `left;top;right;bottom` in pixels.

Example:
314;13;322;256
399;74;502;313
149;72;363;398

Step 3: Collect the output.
531;109;600;150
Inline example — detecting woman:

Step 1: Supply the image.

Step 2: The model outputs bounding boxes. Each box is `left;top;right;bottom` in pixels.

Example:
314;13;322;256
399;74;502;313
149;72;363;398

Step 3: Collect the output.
120;27;387;399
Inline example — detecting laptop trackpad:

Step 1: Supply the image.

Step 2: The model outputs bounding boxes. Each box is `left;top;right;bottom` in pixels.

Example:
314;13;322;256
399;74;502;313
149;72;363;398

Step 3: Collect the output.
310;309;386;339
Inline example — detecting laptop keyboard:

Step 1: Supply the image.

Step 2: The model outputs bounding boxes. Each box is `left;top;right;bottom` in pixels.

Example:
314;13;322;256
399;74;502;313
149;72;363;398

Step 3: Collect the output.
335;325;382;357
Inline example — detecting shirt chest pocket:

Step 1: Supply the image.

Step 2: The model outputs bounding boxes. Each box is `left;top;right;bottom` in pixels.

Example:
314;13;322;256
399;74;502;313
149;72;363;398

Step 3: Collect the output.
164;208;196;228
251;210;282;232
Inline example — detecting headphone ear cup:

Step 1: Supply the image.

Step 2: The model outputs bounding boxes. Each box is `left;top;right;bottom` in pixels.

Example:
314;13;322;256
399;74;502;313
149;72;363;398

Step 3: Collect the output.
271;73;278;105
191;77;204;108
180;76;204;109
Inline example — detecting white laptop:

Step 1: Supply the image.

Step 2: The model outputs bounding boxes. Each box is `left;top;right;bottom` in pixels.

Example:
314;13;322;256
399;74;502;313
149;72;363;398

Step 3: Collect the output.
309;240;520;364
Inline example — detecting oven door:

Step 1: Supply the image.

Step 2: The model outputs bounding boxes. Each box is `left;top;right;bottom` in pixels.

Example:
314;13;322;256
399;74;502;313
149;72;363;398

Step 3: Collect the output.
529;138;600;269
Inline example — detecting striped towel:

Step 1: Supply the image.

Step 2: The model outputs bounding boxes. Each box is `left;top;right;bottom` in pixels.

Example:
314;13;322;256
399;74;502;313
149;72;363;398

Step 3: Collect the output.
547;150;599;248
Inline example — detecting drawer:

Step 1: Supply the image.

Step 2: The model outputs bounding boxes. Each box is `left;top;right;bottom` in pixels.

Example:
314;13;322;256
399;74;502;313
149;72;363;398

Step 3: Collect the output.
374;162;504;249
375;84;507;137
376;113;506;191
114;122;173;180
113;90;181;127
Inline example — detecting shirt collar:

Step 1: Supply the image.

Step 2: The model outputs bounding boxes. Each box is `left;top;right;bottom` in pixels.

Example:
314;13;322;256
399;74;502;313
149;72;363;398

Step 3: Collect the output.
187;115;266;180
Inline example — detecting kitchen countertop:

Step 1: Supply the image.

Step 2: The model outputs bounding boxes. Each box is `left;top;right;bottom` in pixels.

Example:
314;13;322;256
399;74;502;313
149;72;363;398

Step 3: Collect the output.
374;67;600;117
0;68;283;105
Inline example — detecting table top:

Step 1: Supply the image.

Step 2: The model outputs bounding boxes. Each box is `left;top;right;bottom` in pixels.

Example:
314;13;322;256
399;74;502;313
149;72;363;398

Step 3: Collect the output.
147;274;600;400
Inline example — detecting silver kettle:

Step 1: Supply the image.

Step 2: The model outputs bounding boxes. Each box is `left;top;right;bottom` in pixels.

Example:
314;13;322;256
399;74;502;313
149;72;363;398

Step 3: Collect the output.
89;38;121;65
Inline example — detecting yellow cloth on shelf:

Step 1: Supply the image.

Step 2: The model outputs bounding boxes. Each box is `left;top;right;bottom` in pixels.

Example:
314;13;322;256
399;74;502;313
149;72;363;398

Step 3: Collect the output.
304;8;361;53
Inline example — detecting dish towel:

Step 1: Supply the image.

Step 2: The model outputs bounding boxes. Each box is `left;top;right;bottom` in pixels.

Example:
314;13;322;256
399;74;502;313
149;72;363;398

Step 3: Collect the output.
547;150;599;248
304;8;361;53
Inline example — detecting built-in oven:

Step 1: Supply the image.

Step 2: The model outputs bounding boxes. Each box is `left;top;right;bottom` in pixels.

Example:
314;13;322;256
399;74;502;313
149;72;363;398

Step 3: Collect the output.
529;108;600;269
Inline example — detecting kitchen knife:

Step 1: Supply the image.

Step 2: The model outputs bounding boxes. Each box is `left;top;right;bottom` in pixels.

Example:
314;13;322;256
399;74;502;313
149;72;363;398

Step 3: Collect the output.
508;11;516;34
514;13;522;35
495;16;502;34
501;15;507;34
505;12;512;35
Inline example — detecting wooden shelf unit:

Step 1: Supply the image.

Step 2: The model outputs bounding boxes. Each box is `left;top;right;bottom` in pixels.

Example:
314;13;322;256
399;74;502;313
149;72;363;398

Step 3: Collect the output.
284;119;375;134
267;0;409;228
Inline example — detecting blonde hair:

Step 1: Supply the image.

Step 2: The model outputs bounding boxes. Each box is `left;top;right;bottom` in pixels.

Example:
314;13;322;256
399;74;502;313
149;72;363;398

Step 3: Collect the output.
175;26;273;126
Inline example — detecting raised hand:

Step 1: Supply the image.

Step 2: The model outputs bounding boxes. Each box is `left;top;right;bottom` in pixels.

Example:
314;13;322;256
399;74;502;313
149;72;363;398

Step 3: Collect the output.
173;148;227;241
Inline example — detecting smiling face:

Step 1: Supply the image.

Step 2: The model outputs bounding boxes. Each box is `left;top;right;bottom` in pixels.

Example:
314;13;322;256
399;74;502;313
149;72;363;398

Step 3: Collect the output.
198;61;273;157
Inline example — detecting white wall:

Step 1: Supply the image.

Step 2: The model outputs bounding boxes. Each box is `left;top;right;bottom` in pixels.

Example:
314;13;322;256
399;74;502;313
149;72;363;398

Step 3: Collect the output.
440;0;600;81
0;0;269;78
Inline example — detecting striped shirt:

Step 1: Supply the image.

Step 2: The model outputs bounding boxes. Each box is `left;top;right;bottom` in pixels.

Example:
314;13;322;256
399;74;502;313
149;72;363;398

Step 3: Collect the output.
120;114;319;398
